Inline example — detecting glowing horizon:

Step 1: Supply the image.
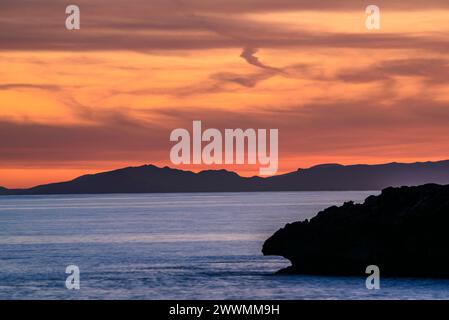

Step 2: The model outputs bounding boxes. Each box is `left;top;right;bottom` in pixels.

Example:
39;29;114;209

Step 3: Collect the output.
1;1;449;188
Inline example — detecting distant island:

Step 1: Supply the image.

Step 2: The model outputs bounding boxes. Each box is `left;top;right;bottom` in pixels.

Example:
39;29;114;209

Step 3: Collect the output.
262;183;449;278
2;159;449;195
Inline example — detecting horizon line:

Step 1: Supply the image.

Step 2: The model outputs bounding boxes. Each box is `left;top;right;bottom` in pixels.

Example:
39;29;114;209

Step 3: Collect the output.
3;158;449;191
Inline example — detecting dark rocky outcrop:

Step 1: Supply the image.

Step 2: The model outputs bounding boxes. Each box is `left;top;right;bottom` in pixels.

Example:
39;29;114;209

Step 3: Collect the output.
2;160;449;195
263;184;449;278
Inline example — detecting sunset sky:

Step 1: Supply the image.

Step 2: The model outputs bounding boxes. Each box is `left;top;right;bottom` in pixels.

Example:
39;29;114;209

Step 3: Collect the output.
1;0;449;188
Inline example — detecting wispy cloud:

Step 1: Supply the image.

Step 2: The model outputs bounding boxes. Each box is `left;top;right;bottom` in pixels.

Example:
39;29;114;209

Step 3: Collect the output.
1;1;449;52
0;83;61;91
337;58;449;84
240;47;284;73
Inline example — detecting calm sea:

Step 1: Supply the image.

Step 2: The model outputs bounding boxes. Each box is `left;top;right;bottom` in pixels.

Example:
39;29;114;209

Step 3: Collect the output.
1;191;448;300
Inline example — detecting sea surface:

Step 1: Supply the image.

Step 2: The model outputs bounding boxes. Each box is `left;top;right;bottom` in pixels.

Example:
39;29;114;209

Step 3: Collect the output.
1;191;448;300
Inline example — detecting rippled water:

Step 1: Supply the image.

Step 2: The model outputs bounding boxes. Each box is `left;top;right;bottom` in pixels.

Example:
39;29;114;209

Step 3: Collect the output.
1;191;449;300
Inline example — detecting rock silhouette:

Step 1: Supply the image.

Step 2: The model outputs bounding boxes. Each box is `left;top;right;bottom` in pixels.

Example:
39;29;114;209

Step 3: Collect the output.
2;160;449;195
262;184;449;278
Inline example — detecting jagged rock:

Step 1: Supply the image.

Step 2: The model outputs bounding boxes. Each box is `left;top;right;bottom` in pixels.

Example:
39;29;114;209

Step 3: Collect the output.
262;184;449;278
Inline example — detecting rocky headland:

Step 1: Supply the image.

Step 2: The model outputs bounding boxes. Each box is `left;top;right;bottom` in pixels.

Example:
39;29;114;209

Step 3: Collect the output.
263;184;449;278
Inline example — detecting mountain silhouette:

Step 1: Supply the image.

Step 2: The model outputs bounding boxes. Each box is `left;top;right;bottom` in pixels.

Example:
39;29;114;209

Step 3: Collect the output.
2;160;449;195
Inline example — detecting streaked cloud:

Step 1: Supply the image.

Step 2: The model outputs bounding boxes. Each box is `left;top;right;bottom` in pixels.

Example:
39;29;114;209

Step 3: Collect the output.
0;83;61;91
1;1;449;52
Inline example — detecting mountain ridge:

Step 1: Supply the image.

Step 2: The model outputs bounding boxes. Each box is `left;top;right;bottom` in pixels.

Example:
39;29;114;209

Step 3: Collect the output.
2;159;449;195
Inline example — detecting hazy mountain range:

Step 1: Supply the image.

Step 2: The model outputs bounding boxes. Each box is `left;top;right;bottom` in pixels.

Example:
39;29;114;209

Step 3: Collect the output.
1;160;449;195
